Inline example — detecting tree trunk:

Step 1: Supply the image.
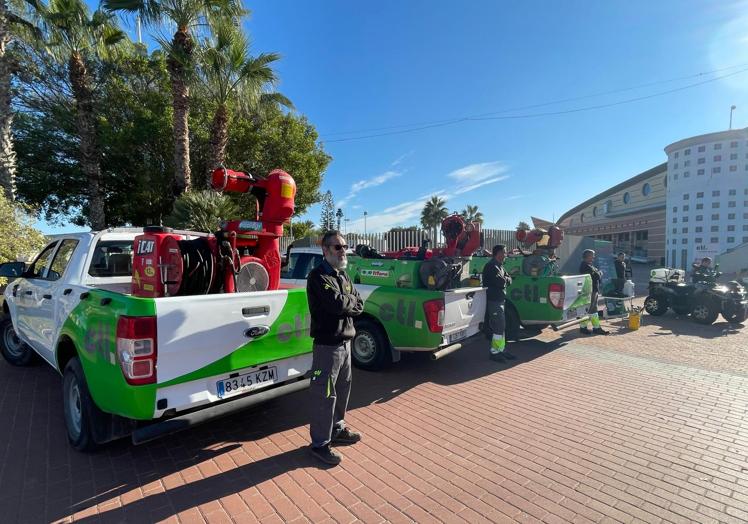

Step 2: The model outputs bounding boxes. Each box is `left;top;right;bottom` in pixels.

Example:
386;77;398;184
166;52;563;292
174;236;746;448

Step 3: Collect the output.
69;53;105;230
168;29;193;196
208;103;228;176
0;5;16;202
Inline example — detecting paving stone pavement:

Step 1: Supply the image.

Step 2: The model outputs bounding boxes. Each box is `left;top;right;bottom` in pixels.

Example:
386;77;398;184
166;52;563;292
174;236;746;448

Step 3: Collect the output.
1;310;747;523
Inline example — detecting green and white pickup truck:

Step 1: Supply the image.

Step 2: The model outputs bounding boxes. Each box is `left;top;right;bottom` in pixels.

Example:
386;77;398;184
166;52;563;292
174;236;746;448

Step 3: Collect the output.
0;229;313;450
468;255;593;338
281;245;487;371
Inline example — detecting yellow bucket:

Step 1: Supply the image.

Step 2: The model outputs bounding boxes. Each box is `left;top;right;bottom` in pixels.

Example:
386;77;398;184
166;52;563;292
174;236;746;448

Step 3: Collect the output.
628;310;641;330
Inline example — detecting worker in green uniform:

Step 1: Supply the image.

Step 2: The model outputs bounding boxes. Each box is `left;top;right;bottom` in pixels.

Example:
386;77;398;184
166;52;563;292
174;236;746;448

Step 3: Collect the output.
482;244;517;362
579;249;609;335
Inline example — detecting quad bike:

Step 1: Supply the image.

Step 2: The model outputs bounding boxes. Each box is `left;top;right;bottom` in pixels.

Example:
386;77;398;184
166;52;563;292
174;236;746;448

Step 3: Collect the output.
643;266;748;325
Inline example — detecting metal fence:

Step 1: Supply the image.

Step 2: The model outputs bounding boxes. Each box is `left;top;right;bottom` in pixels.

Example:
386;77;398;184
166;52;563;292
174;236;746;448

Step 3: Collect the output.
280;228;520;254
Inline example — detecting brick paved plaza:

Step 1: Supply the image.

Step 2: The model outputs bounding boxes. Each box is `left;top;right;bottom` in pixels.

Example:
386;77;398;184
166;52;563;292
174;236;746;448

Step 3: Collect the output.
1;309;747;523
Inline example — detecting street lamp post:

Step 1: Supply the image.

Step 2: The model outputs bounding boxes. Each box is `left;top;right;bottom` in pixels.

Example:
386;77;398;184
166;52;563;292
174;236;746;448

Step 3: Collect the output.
364;211;368;236
730;105;737;130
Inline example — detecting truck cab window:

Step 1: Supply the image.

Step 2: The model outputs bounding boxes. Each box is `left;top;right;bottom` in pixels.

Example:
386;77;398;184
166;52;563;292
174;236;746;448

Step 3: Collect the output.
48;239;79;281
25;242;59;280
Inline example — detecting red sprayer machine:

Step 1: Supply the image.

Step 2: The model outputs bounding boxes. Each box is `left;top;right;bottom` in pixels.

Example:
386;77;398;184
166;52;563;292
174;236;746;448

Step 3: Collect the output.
131;167;296;297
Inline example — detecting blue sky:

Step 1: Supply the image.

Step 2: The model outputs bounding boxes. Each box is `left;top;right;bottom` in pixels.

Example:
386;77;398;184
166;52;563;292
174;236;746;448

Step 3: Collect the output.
45;0;748;234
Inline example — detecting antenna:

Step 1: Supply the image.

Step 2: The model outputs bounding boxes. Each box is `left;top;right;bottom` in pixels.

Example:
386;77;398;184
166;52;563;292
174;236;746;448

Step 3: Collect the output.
730;105;736;130
136;15;142;44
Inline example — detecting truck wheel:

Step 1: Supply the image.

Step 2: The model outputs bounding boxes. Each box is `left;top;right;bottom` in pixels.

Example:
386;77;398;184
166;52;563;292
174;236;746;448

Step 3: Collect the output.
505;305;520;341
62;358;100;452
644;296;668;316
0;317;38;366
691;299;719;325
352;320;392;371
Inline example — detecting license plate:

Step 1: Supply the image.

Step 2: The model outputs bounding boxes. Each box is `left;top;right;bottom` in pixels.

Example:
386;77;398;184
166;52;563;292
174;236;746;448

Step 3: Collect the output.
217;366;277;399
449;329;467;343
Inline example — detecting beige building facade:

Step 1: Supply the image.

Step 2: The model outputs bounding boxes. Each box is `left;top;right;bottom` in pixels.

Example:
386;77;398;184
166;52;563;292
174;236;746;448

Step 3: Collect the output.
558;163;667;264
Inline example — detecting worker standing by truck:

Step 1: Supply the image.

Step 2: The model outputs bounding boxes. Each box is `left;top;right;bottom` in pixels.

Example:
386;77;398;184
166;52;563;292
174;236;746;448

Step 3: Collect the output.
579;249;609;335
483;244;517;362
307;230;364;465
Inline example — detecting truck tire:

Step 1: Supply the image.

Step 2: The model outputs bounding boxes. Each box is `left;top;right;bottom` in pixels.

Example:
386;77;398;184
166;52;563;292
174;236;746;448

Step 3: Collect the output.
63;358;101;452
0;317;38;366
691;299;719;325
644;295;668;316
352;319;392;371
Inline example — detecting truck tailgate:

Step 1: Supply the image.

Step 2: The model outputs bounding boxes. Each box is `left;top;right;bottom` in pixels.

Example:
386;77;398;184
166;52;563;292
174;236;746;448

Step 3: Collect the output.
562;274;592;311
442;287;486;345
154;288;312;385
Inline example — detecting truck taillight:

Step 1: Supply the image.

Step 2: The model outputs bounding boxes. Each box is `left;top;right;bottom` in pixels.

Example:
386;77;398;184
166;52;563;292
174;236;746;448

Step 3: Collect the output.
548;283;564;309
116;316;157;385
423;299;445;333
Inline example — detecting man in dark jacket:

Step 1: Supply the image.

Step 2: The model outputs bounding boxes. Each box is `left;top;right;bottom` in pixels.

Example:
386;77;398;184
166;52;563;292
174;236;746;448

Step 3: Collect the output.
307;230;364;465
613;252;627;294
482;244;516;362
691;257;716;283
579;249;609;335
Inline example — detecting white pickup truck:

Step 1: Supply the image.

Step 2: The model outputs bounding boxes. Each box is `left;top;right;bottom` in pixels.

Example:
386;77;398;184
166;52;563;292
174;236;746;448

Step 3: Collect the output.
0;229;313;450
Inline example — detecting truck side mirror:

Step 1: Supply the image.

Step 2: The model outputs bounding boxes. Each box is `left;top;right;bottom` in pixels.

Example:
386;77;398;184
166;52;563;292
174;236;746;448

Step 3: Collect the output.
0;261;26;277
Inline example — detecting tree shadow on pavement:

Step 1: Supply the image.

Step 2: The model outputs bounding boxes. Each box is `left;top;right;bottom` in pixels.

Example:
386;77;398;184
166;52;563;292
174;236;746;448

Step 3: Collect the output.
29;334;560;522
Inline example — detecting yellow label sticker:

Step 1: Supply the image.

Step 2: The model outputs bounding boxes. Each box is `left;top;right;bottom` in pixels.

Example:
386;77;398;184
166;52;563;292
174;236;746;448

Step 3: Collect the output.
144;266;156;278
143;284;154;291
281;183;294;199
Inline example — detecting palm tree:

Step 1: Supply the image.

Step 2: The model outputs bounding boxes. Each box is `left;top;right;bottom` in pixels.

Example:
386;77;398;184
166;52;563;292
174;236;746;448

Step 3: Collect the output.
196;17;291;172
0;0;42;201
104;0;244;197
461;204;484;224
420;195;448;243
42;0;126;229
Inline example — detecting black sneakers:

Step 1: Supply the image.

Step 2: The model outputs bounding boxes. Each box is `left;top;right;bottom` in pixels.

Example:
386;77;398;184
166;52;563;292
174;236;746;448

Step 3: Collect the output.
489;352;506;363
579;327;593;335
593;327;610;335
332;427;362;445
503;351;517;360
310;444;342;465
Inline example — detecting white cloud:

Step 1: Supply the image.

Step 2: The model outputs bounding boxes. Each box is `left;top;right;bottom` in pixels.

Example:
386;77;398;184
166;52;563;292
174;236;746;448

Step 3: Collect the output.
505;194;523;201
447;161;509;182
337;170;403;208
391;151;414;167
453;176;510;195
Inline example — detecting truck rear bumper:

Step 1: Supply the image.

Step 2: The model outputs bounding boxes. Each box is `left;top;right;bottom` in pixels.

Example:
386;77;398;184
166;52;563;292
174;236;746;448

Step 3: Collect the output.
132;376;310;445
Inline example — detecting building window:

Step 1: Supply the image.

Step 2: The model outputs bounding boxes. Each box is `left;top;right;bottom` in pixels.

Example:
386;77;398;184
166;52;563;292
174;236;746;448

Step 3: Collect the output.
592;206;597;217
744;213;748;219
698;145;705;152
674;174;679;180
623;192;630;204
728;237;735;243
684;160;690;167
696;215;703;221
730;165;737;172
711;237;719;243
696;237;703;243
744;225;748;231
731;141;738;148
713;190;721;197
684;171;690;178
696;203;703;210
715;143;722;150
682;216;689;222
745;189;748;195
672;217;677;224
698;158;705;164
729;201;736;208
683;193;689;200
744;237;748;243
580;213;585;223
672;228;677;234
711;225;719;232
683;205;689;212
712;202;720;208
674;162;679;169
731;153;738;160
696;227;703;233
697;192;704;198
674;152;679;158
713;167;721;174
745;201;748;206
730;189;737;196
682;227;688;234
682;239;688;244
642;183;651;196
685;148;691;155
729;213;736;220
664;175;668;188
604;200;612;214
714;155;722;162
728;225;735;232
712;214;720;220
673;206;678;213
698;169;705;176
